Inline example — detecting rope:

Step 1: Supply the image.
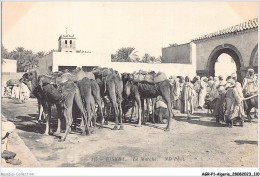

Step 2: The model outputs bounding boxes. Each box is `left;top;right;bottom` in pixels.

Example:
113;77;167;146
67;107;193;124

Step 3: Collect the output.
243;93;258;101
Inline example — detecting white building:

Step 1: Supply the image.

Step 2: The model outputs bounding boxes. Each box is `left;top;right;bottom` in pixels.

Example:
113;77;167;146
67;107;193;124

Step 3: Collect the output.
37;33;104;75
2;59;17;73
37;32;196;77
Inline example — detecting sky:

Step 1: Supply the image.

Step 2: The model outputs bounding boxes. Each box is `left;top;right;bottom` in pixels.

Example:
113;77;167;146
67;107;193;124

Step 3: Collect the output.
2;1;258;59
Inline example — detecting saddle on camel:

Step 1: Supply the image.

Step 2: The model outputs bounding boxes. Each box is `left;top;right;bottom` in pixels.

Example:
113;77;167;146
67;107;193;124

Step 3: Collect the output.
21;70;89;142
124;70;174;131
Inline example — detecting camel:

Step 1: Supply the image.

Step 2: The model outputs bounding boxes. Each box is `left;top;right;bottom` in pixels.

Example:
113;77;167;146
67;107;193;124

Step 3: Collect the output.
124;72;174;131
59;69;104;128
92;68;124;130
21;71;89;142
77;77;104;128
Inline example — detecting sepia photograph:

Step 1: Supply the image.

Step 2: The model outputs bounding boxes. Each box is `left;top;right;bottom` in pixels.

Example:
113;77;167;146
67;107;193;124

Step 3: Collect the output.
1;0;259;176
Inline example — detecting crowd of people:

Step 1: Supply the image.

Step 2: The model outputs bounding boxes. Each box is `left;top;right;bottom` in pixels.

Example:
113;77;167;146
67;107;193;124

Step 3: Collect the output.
169;68;258;126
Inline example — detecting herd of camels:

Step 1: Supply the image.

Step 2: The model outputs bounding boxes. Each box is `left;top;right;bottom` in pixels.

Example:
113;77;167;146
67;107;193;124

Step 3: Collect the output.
21;67;177;142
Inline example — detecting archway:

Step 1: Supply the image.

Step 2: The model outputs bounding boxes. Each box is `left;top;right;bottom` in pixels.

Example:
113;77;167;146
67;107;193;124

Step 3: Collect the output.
207;44;244;82
215;53;236;79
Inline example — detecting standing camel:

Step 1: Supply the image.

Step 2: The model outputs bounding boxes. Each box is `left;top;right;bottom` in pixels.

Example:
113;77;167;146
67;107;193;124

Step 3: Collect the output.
124;74;174;131
21;71;89;142
93;68;124;130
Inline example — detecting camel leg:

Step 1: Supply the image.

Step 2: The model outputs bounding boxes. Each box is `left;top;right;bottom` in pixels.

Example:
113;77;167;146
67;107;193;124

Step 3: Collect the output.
143;99;149;125
152;98;155;124
162;92;173;132
107;83;119;130
137;98;144;127
44;103;52;135
92;84;104;126
59;107;73;142
111;99;119;130
118;99;123;130
91;101;96;128
54;104;62;134
96;99;104;126
38;103;44;121
130;103;135;122
60;91;81;142
74;89;89;135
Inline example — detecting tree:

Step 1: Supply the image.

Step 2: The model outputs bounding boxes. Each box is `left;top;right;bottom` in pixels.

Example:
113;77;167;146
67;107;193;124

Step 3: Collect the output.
22;50;39;71
1;44;9;59
111;47;140;62
36;51;45;59
142;53;156;63
155;56;162;63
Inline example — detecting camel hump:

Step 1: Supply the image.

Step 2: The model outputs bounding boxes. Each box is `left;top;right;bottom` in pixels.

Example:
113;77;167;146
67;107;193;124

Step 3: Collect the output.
76;70;86;81
153;72;167;83
144;74;154;83
102;68;113;76
85;72;95;80
61;72;77;82
135;72;167;84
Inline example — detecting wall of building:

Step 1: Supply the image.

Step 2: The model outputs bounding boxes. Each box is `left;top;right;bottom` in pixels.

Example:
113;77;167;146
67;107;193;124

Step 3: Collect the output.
52;52;104;72
37;53;54;75
105;62;196;78
195;29;258;72
2;59;17;73
162;43;191;64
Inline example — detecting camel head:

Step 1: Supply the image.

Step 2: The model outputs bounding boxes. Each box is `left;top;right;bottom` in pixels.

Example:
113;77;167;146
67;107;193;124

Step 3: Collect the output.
21;71;37;92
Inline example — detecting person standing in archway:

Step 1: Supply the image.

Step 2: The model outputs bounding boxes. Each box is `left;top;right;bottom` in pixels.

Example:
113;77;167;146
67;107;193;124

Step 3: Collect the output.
242;69;257;97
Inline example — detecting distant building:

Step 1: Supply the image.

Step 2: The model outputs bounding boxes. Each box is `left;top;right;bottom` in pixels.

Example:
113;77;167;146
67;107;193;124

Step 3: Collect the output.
2;59;17;73
38;32;103;75
2;59;26;87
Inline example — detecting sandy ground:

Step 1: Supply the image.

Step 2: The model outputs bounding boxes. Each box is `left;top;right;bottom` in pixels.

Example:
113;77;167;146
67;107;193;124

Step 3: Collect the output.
1;97;258;167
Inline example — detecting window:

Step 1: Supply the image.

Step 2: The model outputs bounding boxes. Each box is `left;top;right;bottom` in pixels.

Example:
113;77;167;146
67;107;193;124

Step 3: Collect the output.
70;40;72;44
65;40;67;44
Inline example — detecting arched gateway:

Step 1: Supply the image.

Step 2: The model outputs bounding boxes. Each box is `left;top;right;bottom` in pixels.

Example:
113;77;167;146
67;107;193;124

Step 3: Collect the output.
207;44;244;82
161;18;258;83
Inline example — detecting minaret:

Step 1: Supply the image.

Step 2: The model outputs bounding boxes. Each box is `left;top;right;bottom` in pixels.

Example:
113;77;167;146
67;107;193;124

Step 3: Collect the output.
58;28;76;52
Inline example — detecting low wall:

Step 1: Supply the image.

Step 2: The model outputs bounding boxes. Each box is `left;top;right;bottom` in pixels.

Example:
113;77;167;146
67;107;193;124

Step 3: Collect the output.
102;62;196;78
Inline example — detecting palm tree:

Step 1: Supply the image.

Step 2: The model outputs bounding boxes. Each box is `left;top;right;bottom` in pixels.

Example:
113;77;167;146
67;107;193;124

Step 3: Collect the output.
1;44;9;59
36;51;45;59
142;53;151;63
112;47;140;62
23;50;39;71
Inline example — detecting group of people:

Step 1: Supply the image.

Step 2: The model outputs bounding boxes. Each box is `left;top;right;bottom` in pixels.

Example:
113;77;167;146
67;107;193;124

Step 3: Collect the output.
169;68;258;125
2;80;30;103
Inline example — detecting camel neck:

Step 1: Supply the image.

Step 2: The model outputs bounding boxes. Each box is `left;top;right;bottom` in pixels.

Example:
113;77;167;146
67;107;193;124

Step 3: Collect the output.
30;71;38;92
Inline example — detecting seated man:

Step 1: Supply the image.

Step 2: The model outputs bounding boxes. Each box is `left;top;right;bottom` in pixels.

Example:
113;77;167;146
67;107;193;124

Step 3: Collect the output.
154;99;169;123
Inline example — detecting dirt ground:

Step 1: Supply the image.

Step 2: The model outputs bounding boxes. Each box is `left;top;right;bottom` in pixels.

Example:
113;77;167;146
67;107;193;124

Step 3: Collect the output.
1;97;258;167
